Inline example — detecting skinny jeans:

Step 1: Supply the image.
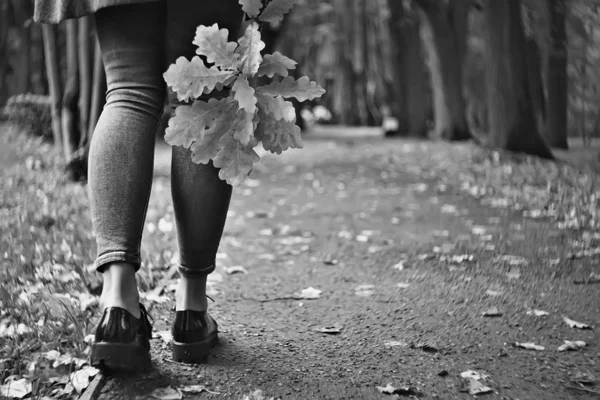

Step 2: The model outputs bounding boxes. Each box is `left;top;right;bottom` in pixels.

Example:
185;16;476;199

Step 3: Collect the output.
90;1;241;277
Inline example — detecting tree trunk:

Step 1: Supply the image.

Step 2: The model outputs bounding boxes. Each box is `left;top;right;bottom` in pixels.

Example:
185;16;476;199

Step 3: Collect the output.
545;0;568;149
9;0;31;94
404;13;428;137
0;0;9;105
482;0;553;159
386;0;410;135
61;19;80;161
88;38;106;137
67;38;105;182
415;0;470;141
78;16;93;148
41;24;63;147
525;37;546;133
30;23;47;95
333;0;360;125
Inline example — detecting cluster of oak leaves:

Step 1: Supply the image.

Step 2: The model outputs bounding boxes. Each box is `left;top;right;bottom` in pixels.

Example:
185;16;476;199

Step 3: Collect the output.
164;0;325;185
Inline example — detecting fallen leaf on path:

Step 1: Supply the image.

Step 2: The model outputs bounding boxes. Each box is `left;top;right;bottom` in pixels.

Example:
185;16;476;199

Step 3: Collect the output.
573;272;600;285
354;284;375;297
526;309;549;317
225;266;248;274
242;389;273;400
514;342;545;351
397;283;410;289
466;378;493;395
149;386;182;400
180;385;220;395
0;321;33;338
0;378;32;399
153;330;172;343
460;370;489;380
368;245;382;254
410;343;438;353
71;366;99;394
84;334;95;344
384;341;408;347
323;254;339;265
441;254;474;263
376;383;420;396
563;316;592;329
355;235;369;242
141;292;170;304
298;287;322;299
558;340;586;352
493;255;528;266
78;293;99;312
471;226;487;235
392;261;405;270
482;307;502;317
315;325;342;334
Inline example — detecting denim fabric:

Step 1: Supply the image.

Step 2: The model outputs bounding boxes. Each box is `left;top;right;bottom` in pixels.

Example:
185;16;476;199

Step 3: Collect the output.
90;1;241;277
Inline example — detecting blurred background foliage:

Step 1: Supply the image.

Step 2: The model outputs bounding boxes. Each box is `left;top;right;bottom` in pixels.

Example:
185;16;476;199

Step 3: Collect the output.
1;0;599;180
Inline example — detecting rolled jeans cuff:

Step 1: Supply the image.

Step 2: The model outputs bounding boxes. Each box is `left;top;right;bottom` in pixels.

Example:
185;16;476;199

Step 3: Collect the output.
94;251;142;273
178;263;215;277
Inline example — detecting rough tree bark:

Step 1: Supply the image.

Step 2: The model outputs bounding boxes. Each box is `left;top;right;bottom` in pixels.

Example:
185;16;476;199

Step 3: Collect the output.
386;1;428;137
332;0;360;125
414;0;470;141
545;0;568;149
41;24;63;147
525;36;546;133
61;19;80;161
482;0;553;159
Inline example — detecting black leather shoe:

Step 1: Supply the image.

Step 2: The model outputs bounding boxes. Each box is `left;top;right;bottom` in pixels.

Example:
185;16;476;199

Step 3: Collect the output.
90;304;152;372
171;311;218;364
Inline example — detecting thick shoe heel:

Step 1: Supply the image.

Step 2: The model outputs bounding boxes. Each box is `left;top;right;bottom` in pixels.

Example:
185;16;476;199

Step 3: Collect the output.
171;335;218;364
91;343;152;372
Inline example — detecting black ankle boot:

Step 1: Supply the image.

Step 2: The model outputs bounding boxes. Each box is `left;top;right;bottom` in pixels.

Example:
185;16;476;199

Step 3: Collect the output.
90;303;152;372
171;310;218;364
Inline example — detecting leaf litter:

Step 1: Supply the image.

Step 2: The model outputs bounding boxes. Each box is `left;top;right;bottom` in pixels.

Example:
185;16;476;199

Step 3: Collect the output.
563;316;592;330
376;383;422;397
514;342;545;351
558;340;586;352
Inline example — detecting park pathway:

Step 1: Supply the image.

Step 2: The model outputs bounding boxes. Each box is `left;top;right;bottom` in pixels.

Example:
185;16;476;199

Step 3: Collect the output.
93;130;600;400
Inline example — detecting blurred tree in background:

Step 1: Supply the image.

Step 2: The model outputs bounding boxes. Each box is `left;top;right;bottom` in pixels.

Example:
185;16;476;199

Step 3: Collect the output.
1;0;600;179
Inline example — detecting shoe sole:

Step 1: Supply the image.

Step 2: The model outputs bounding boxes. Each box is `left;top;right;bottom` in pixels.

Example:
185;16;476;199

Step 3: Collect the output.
91;343;152;372
171;333;218;364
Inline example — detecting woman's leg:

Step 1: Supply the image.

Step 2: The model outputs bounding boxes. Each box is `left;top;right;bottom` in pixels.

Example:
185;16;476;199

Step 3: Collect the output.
166;0;242;312
90;3;166;317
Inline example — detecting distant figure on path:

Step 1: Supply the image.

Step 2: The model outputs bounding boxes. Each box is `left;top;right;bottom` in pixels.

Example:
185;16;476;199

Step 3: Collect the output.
34;0;242;371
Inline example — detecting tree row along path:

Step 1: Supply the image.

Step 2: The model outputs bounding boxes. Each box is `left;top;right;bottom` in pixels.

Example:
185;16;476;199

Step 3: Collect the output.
93;133;600;400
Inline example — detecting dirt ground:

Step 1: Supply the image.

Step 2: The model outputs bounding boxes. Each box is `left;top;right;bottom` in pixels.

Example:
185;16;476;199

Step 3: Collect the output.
91;130;600;400
1;123;598;400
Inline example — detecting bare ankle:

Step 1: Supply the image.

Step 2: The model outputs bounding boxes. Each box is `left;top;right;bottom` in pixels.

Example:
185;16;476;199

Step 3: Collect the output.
100;262;140;317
